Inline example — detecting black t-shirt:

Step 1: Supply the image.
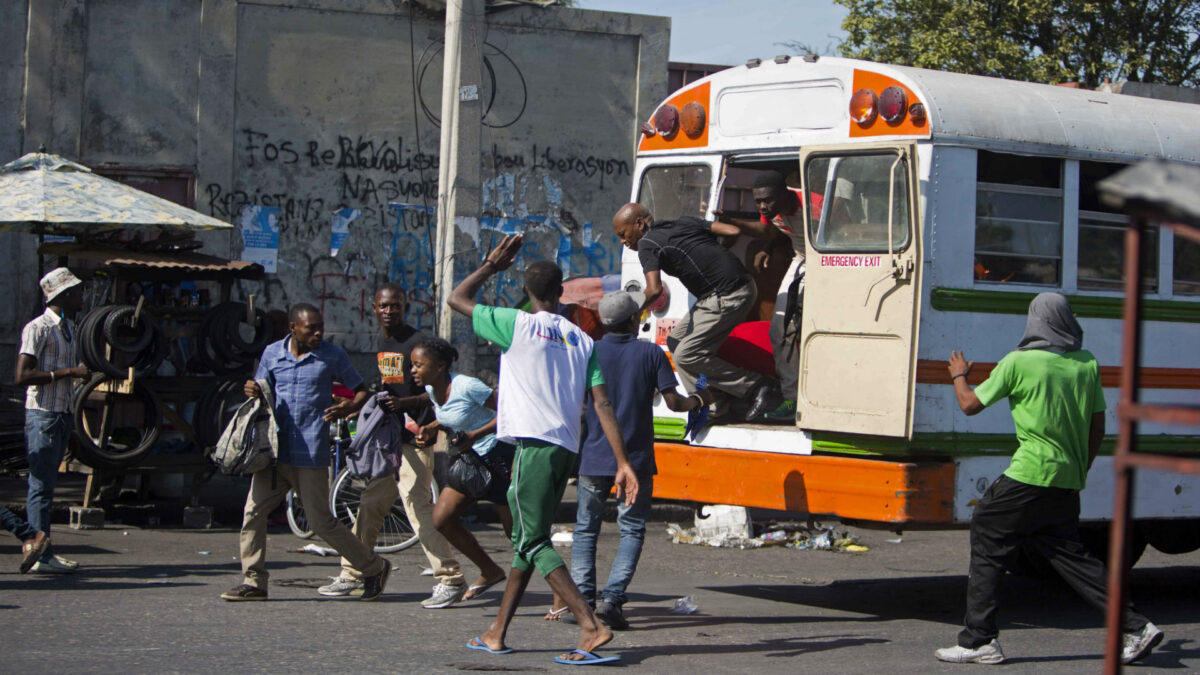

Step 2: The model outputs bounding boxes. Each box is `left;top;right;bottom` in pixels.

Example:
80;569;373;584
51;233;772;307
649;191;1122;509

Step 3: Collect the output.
376;326;434;441
637;216;749;299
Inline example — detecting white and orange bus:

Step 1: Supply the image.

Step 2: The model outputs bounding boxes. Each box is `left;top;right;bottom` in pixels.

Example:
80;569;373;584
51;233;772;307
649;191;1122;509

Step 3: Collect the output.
624;55;1200;558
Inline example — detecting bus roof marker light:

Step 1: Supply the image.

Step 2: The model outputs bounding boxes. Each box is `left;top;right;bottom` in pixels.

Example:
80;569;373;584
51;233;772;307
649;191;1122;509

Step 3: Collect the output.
746;58;762;68
879;86;908;124
653;104;680;139
850;88;878;126
908;102;927;126
680;102;706;139
774;55;790;64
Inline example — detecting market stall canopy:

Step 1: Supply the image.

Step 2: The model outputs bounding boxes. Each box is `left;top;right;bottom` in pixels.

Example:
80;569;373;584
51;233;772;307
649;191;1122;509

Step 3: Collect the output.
39;242;263;281
1099;160;1200;228
0;151;233;235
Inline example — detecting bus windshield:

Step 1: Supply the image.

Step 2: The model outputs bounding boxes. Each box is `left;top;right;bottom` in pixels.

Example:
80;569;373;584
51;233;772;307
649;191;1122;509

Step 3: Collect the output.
637;164;713;221
806;152;912;253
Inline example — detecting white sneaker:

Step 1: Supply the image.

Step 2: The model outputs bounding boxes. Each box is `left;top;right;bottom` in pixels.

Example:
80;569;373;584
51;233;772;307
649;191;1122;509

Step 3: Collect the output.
53;555;79;569
421;583;465;609
318;576;363;597
934;639;1005;664
1122;621;1164;664
31;557;76;574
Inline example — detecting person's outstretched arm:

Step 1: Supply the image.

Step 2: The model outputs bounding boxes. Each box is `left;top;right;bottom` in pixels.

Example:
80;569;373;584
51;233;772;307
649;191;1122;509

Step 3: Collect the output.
448;234;523;318
948;350;984;415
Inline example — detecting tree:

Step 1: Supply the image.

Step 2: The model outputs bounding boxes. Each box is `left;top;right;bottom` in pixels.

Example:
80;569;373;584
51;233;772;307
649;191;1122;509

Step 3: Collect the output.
831;0;1200;89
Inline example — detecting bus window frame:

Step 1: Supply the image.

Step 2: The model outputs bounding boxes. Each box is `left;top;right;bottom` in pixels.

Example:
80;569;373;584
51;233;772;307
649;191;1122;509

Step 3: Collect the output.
802;145;916;256
633;157;723;223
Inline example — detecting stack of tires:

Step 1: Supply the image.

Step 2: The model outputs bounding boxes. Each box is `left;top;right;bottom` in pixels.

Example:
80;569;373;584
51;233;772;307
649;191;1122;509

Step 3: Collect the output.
69;301;271;470
71;305;167;469
191;302;271;375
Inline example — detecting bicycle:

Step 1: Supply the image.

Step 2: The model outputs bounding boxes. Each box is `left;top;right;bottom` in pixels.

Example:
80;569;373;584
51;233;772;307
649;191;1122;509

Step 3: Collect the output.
285;418;435;553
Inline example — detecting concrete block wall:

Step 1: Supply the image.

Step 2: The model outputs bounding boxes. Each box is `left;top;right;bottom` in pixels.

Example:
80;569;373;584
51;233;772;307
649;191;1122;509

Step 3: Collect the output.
2;0;669;372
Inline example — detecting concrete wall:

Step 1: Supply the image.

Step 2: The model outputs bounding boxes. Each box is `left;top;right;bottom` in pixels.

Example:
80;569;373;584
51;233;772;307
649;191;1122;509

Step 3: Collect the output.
4;0;668;371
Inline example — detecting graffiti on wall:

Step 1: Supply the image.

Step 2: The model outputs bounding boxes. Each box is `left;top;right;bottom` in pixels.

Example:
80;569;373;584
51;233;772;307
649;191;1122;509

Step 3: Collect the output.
206;125;627;351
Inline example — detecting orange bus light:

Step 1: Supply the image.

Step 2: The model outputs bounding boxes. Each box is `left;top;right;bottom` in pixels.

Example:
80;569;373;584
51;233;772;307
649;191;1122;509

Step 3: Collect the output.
653;104;680;138
850;88;878;126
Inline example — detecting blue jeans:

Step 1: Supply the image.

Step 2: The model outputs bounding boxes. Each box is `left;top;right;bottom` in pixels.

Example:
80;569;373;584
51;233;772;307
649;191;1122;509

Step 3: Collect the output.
25;410;72;547
570;473;654;607
0;505;36;541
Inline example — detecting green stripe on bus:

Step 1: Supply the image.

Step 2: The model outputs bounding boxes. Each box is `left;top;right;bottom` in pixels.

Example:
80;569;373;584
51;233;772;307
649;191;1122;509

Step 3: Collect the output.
931;288;1200;323
811;432;1198;457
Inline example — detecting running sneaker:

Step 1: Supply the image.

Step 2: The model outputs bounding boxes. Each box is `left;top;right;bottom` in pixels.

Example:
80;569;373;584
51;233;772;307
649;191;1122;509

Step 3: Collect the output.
360;559;391;602
421;582;466;609
1122;622;1164;664
934;639;1005;664
30;556;75;574
318;576;363;597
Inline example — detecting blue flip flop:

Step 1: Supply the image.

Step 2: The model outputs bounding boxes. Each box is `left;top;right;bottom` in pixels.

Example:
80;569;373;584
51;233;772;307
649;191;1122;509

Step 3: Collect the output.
466;637;513;655
554;649;620;666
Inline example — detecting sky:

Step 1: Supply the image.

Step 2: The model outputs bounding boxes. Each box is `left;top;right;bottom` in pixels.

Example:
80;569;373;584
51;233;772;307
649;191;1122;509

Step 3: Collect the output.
576;0;848;66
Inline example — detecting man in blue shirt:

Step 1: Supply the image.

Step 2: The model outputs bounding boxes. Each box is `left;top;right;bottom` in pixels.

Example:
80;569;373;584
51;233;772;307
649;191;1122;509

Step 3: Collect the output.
564;290;712;630
221;303;391;602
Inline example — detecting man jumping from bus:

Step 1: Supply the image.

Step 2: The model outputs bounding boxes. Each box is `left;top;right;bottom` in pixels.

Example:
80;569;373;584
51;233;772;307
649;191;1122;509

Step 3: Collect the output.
449;233;639;665
613;202;779;423
715;171;810;422
937;292;1161;666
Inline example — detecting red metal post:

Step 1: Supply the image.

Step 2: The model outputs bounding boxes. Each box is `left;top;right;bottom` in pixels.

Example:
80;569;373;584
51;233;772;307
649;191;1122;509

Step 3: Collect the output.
1104;217;1146;674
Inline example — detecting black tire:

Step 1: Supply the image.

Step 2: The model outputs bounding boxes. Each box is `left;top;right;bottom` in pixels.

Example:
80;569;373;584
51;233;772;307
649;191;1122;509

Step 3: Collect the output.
286;490;314;539
70;373;162;470
193;379;245;452
196;305;252;375
102;305;155;353
79;306;166;379
224;303;271;356
1138;519;1200;555
1078;522;1147;566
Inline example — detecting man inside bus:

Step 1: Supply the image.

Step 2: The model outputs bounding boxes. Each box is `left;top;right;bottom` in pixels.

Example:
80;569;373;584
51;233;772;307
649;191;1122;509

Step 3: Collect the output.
714;171;811;423
613;202;780;423
937;293;1161;666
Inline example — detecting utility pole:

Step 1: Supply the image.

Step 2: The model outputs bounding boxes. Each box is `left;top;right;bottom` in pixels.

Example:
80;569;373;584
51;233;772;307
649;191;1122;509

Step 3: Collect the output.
435;0;484;373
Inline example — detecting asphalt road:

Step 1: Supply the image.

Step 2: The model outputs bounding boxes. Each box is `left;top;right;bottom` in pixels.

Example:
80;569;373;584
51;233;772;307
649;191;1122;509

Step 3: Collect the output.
1;518;1197;673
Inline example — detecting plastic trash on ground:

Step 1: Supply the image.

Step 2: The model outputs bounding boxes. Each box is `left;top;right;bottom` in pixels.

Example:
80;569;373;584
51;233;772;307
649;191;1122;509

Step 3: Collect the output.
668;518;869;553
672;595;698;614
295;543;336;556
550;525;574;546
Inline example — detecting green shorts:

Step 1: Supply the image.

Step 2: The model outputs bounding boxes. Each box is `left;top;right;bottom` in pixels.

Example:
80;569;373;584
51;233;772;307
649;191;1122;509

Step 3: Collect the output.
507;438;575;577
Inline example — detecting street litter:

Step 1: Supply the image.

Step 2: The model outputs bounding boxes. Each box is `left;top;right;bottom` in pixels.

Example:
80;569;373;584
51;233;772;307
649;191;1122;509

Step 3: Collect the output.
551;525;574;546
419;566;434;576
667;520;869;553
887;537;903;544
672;595;698;614
294;543;336;556
198;551;211;555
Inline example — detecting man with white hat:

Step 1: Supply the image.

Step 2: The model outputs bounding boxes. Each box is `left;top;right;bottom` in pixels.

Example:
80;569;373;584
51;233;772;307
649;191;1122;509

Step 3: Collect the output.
13;267;89;573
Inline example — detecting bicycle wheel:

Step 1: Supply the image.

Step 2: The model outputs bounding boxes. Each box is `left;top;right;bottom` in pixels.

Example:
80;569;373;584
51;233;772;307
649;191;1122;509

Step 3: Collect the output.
285;489;314;539
330;467;420;553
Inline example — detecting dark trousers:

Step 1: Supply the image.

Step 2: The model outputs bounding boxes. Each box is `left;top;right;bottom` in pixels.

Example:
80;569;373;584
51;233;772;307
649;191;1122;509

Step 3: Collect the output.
959;474;1148;648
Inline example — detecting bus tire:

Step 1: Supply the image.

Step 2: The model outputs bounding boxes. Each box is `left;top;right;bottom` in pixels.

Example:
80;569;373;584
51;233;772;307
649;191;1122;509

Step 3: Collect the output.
1077;523;1146;567
1138;520;1200;555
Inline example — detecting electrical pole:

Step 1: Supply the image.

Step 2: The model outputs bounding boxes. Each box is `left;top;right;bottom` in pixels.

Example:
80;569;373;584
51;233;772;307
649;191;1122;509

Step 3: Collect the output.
435;0;484;373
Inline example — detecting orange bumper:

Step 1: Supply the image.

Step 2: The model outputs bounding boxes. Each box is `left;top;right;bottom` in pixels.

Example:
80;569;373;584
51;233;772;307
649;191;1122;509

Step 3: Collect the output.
653;443;956;524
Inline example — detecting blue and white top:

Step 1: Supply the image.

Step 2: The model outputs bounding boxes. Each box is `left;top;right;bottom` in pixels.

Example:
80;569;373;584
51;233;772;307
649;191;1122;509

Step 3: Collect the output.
426;373;497;456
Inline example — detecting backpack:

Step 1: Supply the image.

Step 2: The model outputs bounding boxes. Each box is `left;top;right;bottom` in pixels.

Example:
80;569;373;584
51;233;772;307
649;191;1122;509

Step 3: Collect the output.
210;378;278;475
344;393;403;479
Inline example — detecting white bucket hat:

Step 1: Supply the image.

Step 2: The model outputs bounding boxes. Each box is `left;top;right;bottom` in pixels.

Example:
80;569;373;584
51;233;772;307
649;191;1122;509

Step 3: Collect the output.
39;267;83;303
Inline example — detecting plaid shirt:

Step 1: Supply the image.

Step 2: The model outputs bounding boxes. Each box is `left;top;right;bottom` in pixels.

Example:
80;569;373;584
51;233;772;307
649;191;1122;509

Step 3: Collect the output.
255;337;363;467
20;307;80;413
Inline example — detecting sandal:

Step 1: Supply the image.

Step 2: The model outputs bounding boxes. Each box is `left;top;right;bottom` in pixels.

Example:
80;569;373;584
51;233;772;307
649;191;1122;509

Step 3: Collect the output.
19;532;49;574
543;606;568;621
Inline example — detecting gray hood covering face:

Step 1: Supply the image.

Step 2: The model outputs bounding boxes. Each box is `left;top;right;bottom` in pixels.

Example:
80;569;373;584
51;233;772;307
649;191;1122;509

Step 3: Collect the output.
1017;292;1083;354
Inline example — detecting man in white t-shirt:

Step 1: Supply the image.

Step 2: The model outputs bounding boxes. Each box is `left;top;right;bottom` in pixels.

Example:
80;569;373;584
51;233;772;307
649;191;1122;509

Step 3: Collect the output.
448;234;638;666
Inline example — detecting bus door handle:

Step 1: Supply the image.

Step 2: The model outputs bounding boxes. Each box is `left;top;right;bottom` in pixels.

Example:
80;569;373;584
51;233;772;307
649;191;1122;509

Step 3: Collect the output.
863;257;913;307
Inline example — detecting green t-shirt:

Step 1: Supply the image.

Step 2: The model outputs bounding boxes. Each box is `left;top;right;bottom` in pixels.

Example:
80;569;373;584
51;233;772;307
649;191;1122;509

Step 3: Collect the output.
975;349;1106;490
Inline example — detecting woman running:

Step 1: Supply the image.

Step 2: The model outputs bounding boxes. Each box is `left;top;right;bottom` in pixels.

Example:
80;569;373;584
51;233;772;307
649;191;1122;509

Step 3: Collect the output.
411;337;514;601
